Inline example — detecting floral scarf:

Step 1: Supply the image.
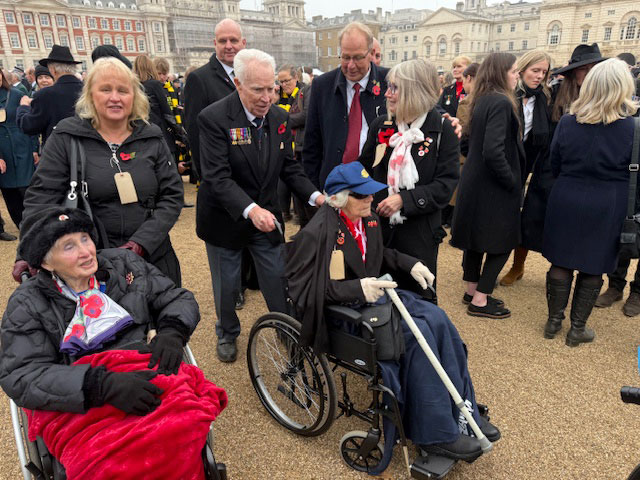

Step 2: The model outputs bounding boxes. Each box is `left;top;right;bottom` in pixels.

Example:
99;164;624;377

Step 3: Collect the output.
55;275;134;355
387;113;427;225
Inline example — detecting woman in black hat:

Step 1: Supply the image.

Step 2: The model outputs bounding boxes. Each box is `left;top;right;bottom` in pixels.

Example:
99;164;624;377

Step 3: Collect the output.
33;65;53;91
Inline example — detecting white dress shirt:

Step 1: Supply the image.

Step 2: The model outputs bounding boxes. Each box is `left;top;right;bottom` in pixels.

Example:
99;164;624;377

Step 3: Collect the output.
522;95;536;142
346;69;371;155
220;61;235;83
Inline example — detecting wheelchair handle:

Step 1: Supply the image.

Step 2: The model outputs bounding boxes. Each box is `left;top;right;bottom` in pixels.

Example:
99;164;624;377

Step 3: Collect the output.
621;386;640;405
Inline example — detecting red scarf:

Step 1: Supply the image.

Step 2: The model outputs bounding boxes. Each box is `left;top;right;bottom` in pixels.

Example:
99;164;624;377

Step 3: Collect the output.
455;80;464;99
339;211;367;262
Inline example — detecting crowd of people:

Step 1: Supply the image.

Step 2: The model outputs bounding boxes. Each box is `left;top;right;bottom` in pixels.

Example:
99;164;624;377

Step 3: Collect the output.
0;14;639;477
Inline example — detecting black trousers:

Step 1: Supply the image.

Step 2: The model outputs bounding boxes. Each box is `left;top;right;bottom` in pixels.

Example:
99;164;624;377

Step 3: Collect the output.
0;186;27;229
608;256;640;294
462;250;510;294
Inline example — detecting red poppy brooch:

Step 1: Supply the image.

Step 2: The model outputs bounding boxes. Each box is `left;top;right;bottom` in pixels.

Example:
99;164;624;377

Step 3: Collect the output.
378;128;395;146
120;152;136;161
372;80;381;96
367;220;378;228
278;122;287;134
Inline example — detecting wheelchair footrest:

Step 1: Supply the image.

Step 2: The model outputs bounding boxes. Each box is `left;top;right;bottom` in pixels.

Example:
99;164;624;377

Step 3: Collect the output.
216;463;228;480
410;454;457;479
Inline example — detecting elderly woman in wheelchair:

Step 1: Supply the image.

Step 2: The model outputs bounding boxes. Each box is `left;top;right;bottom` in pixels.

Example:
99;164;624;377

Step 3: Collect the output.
280;162;499;473
0;208;227;480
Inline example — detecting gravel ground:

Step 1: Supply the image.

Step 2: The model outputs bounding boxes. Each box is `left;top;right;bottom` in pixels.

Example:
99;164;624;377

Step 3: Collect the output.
0;181;639;480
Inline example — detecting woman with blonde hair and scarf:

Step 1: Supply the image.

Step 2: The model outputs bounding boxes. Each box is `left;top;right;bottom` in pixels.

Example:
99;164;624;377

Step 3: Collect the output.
358;59;460;302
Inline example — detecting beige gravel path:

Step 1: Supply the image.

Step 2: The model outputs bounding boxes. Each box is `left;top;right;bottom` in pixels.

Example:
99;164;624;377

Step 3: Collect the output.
0;181;639;480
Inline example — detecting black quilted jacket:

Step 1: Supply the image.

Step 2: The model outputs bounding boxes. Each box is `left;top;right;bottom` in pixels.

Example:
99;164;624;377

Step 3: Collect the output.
0;249;199;413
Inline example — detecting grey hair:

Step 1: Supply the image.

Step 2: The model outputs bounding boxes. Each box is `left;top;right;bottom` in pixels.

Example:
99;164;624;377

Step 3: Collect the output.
339;22;374;51
234;49;276;83
277;63;297;78
48;62;77;75
324;190;350;209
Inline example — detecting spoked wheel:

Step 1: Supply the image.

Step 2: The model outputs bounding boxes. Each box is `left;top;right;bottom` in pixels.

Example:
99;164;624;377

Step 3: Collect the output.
339;430;384;473
247;312;337;436
627;464;640;480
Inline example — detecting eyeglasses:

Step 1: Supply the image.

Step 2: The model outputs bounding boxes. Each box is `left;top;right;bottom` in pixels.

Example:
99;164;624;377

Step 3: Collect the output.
388;83;398;94
349;192;371;200
340;52;370;63
279;77;295;84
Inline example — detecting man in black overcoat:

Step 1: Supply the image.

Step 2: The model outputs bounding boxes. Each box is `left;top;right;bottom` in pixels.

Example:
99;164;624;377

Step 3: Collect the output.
184;18;245;178
16;45;82;146
196;49;324;362
303;22;389;189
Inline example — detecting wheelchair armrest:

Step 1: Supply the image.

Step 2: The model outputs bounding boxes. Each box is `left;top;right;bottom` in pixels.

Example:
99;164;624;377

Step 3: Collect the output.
324;305;362;324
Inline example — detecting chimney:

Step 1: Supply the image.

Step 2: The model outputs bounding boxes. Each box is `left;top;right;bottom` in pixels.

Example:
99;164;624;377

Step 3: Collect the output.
456;1;464;11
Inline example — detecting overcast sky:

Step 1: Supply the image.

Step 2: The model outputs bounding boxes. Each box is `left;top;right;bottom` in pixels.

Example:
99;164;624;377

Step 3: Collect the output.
239;0;462;20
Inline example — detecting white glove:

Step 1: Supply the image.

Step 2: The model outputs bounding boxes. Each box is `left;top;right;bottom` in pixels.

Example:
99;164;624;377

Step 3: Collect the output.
360;277;398;303
410;262;435;290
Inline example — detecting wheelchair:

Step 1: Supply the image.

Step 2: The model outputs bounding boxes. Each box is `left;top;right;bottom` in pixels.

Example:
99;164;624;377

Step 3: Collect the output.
247;306;493;479
622;386;640;480
10;345;227;480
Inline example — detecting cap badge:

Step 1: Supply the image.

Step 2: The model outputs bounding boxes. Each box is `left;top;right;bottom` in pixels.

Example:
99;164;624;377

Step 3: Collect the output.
361;169;369;178
58;214;69;221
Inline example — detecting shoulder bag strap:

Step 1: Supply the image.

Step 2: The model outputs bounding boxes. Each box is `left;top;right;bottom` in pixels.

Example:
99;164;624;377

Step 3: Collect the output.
627;117;640;218
64;137;79;209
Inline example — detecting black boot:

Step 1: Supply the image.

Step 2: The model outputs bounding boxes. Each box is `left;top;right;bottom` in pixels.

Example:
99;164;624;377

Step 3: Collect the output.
565;275;603;347
544;273;573;339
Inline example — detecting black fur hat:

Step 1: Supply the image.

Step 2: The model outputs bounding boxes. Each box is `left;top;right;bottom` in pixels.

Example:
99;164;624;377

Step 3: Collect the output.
19;208;96;268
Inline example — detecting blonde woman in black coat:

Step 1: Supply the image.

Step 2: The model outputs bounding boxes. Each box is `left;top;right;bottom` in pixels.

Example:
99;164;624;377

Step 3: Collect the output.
451;53;524;319
358;59;460;300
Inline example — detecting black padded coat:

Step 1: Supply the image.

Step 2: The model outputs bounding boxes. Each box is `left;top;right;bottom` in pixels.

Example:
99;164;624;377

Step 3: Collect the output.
0;249;199;413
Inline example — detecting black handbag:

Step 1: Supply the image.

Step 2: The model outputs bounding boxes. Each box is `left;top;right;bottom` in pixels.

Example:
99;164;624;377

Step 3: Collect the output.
619;117;640;259
358;301;405;362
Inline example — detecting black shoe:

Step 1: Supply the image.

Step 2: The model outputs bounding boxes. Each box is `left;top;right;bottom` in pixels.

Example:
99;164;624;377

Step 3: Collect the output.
235;291;245;310
0;231;17;241
462;293;504;307
467;302;511;319
479;416;501;442
183;203;195;208
420;435;482;463
216;339;237;363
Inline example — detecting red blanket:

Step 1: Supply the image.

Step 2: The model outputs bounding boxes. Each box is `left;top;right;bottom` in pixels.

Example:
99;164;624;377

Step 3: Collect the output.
27;350;228;480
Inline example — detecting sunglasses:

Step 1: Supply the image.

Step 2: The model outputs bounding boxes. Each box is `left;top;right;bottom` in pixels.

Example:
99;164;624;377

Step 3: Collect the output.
349;192;371;200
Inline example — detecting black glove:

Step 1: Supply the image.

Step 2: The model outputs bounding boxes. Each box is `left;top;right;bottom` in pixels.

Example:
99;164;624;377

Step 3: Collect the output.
102;371;163;416
147;328;184;375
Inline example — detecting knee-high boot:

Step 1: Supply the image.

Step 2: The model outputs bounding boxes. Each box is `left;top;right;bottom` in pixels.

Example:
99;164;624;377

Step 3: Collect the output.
565;275;603;347
544;273;573;339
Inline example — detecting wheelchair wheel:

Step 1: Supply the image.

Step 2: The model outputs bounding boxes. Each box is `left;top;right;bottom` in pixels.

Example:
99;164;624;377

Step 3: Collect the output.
339;430;384;473
628;463;640;480
247;312;336;437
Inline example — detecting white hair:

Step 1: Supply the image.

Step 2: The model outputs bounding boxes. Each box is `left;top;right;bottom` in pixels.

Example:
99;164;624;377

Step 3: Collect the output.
233;49;275;83
324;190;350;209
48;62;77;75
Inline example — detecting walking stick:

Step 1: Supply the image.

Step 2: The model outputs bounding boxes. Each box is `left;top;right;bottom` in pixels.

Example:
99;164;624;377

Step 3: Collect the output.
379;274;493;453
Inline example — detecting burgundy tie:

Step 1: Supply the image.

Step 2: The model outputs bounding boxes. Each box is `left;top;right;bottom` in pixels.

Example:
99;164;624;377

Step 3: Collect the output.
342;83;362;164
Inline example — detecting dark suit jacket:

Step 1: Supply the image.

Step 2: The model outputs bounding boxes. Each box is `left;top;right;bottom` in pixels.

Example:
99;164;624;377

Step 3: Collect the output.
437;82;465;117
196;91;317;249
358;109;460;276
184;54;236;177
16;75;82;145
303;63;389;189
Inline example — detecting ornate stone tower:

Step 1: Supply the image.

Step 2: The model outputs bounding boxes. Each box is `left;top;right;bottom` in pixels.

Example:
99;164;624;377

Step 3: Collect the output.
263;0;305;22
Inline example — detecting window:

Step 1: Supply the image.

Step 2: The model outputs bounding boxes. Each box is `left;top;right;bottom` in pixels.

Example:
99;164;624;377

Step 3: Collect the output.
40;14;49;26
524;22;529;31
91;36;100;48
626;17;637;40
318;32;322;40
96;1;103;7
581;29;589;43
497;25;502;33
44;33;53;49
584;12;592;18
548;24;561;45
412;50;417;59
438;38;446;56
413;35;417;42
604;26;612;41
471;24;475;32
508;41;514;51
56;14;66;27
72;16;81;28
404;35;408;43
88;17;96;28
75;36;85;50
608;9;615;15
154;21;161;33
23;13;33;25
103;34;112;45
115;36;123;49
403;51;408;61
425;44;431;57
470;42;474;52
495;42;500;52
4;11;15;23
59;34;69;47
138;38;145;51
127;37;134;51
124;20;131;31
81;60;88;71
156;39;163;52
9;33;20;48
136;21;142;31
510;23;515;32
101;19;108;29
108;1;114;7
522;39;528;50
327;31;331;39
113;19;120;29
454;41;460;55
27;33;37;48
15;59;24;70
